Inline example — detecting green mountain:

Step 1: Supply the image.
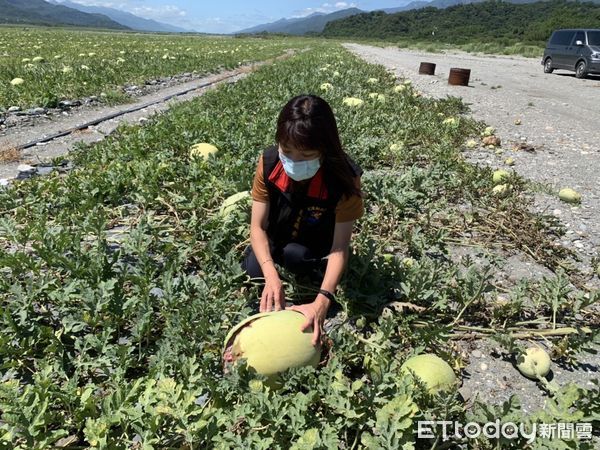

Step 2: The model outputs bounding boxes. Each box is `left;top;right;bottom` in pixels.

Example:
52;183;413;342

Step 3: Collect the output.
48;0;191;33
322;0;600;44
380;0;600;14
236;8;363;35
0;0;130;30
381;0;528;14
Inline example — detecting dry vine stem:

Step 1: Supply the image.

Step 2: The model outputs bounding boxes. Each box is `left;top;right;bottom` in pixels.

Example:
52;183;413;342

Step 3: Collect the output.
442;326;593;340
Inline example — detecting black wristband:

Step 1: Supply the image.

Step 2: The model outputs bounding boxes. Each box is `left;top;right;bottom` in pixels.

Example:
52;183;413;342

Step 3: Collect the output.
318;289;336;303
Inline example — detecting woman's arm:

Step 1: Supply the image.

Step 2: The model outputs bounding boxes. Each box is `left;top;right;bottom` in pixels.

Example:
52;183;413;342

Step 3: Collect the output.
250;200;285;311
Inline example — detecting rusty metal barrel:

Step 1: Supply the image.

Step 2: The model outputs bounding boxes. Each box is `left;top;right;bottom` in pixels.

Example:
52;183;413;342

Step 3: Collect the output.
448;68;471;86
418;62;436;75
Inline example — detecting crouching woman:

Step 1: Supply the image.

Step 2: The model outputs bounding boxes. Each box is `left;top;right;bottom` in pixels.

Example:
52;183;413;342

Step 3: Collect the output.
241;94;364;345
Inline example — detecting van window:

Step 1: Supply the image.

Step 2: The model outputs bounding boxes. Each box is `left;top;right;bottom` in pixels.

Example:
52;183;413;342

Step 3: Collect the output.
550;31;575;45
588;31;600;45
573;31;585;44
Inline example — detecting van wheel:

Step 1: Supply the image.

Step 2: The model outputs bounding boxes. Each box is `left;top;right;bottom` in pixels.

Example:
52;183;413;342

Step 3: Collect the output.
543;58;554;74
575;61;587;79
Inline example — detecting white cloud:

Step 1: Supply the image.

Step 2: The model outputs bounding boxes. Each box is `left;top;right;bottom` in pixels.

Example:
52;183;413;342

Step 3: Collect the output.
53;0;195;29
291;2;358;18
129;5;188;20
53;1;348;34
56;1;186;21
173;11;277;34
55;0;127;7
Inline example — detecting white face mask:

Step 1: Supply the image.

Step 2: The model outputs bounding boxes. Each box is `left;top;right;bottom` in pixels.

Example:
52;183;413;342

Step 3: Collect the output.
278;149;321;181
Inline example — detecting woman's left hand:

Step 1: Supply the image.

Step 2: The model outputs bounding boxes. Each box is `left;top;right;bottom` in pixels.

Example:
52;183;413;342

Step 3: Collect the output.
287;295;330;346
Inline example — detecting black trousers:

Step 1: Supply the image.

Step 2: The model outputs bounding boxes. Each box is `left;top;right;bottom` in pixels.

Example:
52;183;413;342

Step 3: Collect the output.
241;241;327;280
241;242;342;318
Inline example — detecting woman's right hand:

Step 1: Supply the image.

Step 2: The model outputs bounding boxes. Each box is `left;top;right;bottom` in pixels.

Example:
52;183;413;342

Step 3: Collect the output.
260;274;285;312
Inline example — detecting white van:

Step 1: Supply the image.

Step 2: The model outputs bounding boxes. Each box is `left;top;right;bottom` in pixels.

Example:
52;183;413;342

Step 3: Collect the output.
542;29;600;78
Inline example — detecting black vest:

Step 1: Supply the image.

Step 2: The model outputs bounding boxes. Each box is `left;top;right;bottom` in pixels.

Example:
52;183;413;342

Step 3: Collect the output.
262;145;362;256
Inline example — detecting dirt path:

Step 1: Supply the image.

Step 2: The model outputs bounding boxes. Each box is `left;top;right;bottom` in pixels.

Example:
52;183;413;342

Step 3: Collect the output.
344;43;600;284
0;52;297;182
344;43;600;415
0;71;244;181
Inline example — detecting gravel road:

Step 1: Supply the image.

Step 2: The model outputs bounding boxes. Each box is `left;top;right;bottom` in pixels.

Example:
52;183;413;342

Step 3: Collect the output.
344;43;600;415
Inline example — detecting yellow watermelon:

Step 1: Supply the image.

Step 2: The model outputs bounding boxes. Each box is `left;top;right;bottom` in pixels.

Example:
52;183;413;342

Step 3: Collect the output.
516;347;551;379
223;310;321;387
189;142;218;160
401;354;456;394
558;188;581;204
219;191;251;218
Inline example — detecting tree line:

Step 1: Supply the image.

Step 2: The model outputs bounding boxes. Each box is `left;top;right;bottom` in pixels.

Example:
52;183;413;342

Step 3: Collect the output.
321;0;600;45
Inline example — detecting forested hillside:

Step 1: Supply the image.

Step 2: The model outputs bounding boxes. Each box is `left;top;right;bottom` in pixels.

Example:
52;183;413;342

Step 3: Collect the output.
322;0;600;45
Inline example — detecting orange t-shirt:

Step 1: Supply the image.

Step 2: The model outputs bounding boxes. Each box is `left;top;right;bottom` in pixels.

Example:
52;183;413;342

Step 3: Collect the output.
251;154;364;223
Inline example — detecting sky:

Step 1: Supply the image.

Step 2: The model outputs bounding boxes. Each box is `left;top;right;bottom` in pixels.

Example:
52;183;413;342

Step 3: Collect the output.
57;0;418;33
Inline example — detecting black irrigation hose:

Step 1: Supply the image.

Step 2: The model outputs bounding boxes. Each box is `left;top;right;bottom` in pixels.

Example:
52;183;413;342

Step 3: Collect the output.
13;71;242;152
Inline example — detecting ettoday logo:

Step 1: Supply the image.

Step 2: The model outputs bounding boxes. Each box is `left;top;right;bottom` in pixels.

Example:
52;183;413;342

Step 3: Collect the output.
417;420;593;443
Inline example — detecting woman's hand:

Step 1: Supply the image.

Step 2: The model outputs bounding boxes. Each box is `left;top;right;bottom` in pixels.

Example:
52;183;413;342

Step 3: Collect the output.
287;294;330;346
250;199;286;312
260;274;285;312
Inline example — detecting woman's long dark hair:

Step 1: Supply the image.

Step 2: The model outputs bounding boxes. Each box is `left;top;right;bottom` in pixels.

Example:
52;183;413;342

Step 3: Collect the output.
275;94;361;198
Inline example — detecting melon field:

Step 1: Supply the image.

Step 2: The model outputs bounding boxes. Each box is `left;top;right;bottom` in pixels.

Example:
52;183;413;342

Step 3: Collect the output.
0;27;307;110
0;36;598;449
